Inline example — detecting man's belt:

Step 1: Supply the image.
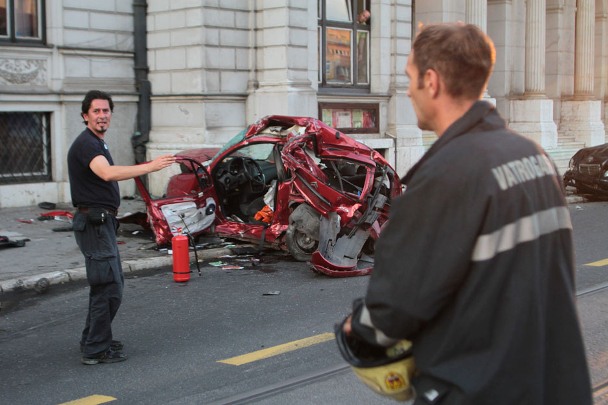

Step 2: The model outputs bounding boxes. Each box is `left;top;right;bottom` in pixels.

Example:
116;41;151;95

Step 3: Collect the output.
77;206;118;217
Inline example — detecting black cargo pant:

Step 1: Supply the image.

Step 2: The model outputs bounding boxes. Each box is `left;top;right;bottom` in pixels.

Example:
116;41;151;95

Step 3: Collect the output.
72;210;124;357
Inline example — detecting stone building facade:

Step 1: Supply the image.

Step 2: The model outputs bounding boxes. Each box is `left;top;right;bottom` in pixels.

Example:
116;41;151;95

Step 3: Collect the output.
0;0;139;207
0;0;606;207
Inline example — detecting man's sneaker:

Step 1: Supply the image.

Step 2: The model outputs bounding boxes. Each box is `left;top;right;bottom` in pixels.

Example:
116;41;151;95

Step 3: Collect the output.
80;340;124;353
81;348;127;365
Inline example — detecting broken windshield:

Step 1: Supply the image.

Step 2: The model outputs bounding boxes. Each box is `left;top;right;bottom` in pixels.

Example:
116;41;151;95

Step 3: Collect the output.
211;128;247;162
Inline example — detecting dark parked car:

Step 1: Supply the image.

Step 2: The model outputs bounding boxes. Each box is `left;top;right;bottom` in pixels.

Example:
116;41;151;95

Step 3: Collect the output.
133;115;402;277
563;143;608;198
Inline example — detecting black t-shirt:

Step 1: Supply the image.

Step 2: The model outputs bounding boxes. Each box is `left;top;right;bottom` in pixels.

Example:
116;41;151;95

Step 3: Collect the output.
67;128;120;210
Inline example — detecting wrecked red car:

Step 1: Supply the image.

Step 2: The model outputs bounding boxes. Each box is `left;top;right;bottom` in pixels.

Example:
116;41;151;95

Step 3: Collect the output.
134;115;402;277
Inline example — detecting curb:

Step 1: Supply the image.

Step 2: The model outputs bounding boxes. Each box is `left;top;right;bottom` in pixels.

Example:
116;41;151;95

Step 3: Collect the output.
0;247;233;295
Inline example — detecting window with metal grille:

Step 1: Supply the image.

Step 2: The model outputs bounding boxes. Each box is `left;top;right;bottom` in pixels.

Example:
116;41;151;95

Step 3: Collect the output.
0;112;52;184
0;0;45;44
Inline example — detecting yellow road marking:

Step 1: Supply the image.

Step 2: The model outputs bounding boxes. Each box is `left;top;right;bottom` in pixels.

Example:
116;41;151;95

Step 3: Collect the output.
59;395;116;405
585;258;608;267
218;332;335;366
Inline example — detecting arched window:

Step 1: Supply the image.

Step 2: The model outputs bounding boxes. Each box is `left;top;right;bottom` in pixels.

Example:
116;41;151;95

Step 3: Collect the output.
318;0;370;90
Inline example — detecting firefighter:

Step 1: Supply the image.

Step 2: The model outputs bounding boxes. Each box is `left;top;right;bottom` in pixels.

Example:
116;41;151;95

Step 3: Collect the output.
338;23;592;404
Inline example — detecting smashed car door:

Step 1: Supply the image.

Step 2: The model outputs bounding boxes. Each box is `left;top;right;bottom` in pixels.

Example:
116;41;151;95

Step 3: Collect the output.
134;158;218;246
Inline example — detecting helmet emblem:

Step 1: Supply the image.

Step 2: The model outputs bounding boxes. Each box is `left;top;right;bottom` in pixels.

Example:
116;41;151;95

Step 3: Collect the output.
384;371;406;391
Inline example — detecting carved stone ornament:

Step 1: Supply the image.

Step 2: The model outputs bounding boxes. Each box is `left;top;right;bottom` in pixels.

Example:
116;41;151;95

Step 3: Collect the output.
0;58;47;85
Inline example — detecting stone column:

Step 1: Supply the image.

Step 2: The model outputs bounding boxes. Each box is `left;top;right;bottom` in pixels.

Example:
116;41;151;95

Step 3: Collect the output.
574;0;594;98
246;3;318;122
560;0;605;146
146;1;254;195
466;0;494;102
416;0;465;24
524;0;545;96
598;3;608;140
391;0;426;176
509;0;558;148
466;0;487;33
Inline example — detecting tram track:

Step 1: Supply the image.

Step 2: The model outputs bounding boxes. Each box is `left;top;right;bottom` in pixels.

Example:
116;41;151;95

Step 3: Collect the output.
577;281;608;298
208;364;350;405
594;378;608;403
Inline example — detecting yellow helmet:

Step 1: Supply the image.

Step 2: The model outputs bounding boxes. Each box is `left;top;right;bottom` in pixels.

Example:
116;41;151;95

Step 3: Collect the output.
335;318;416;402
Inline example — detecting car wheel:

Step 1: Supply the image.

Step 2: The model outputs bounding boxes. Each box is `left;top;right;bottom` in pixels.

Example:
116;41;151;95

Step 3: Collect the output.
286;204;320;262
286;226;318;261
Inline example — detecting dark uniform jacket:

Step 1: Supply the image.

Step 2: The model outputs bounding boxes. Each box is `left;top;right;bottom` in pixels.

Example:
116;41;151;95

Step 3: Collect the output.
351;101;592;404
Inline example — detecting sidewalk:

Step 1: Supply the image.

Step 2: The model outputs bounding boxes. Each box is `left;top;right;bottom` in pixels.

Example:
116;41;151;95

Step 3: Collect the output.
0;193;588;296
0;197;233;296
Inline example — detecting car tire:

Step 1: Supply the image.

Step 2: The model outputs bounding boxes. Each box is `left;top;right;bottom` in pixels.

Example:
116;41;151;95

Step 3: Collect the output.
286;204;320;262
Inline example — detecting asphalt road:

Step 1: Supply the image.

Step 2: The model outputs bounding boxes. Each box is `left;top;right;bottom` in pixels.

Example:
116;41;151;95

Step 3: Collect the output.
1;202;608;404
0;252;391;404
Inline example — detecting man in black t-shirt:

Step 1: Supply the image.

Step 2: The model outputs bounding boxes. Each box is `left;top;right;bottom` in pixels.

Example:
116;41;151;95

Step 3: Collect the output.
68;90;175;365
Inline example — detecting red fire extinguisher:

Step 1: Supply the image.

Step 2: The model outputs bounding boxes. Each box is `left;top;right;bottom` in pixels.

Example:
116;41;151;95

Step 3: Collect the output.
172;228;190;283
